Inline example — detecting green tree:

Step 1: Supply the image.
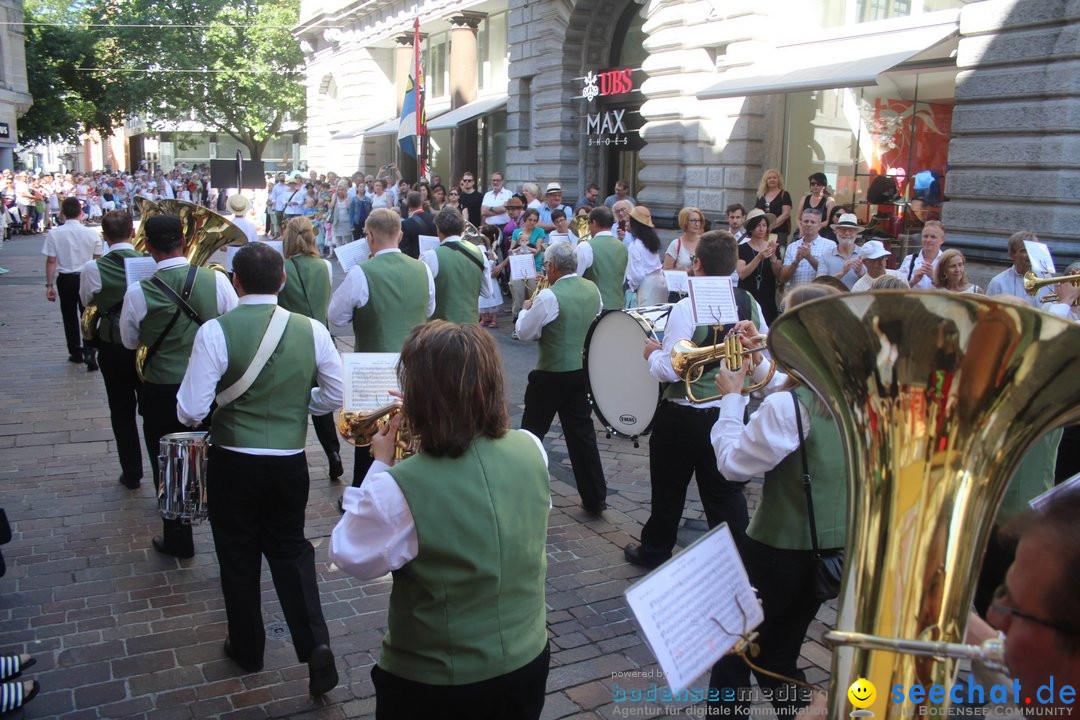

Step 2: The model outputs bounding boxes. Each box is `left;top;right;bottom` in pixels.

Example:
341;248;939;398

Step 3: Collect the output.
98;0;306;161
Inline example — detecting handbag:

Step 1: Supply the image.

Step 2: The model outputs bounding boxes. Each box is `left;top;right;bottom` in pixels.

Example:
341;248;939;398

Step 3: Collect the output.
791;390;844;601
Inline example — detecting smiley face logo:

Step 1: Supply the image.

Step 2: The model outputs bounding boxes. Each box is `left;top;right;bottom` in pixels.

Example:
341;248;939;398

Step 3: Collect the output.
847;678;876;709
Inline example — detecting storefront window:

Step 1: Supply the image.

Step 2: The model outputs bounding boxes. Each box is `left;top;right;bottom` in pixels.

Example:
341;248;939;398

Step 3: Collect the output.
790;0;965;30
480;111;507;182
478;12;508;92
423;33;448;99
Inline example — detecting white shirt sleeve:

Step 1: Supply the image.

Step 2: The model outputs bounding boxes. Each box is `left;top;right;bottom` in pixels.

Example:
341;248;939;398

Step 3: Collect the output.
576;241;593;276
176;320;228;426
79;259;102;307
625;239;648;290
215;270;240;313
647;300;692;383
327;265;370;327
425;264;437;317
119;283;147;350
515;287;559;341
309;320;344;415
710;390;808;483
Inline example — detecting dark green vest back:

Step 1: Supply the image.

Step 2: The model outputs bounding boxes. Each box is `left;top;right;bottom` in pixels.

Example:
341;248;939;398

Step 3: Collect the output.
279;255;331;327
582;234;628;312
210;304;316;449
138;265;220;384
353;252;430;352
751;386;846;550
537;276;600;372
94;248;143;345
432;241;483;324
383;431;550;685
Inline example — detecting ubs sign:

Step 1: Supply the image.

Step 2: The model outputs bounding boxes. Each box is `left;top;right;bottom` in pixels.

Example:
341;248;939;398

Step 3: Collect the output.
580;67;642;149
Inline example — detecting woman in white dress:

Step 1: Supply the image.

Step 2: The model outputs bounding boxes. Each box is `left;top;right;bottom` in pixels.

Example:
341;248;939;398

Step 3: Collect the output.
624;206;667;307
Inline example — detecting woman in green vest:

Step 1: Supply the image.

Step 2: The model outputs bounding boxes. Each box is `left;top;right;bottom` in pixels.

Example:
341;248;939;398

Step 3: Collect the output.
707;284;847;715
329;321;551;720
279;216;343;481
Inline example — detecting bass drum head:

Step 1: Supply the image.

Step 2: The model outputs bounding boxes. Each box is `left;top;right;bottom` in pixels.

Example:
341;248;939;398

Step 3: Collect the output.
584;307;669;439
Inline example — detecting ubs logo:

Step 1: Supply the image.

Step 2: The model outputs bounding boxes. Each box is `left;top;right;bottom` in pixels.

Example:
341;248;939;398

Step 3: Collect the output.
619;414;637;425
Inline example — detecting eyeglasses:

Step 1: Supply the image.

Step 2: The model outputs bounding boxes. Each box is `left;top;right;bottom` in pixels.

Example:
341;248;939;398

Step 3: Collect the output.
689;218;703;224
990;585;1079;635
462;178;474;184
809;181;823;187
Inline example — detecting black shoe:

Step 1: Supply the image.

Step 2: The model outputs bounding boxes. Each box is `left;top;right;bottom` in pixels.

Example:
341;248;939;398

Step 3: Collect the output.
328;452;343;481
151;535;194;559
583;503;607;519
119;474;141;489
67;354;83;364
623;543;670;570
336;496;345;514
307;644;338;696
86;358;98;372
224;638;263;673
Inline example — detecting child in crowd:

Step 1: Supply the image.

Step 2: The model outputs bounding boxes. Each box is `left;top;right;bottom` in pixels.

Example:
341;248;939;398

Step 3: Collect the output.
478;224;503;328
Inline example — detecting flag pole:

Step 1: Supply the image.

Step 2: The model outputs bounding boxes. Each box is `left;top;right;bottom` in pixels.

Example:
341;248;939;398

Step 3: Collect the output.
414;16;423;181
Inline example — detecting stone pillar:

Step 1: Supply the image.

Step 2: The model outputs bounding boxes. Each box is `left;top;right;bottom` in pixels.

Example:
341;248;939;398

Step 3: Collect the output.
944;0;1080;264
448;12;484;184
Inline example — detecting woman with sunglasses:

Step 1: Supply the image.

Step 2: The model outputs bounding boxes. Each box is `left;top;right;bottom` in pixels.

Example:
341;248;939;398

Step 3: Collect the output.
794;173;836;236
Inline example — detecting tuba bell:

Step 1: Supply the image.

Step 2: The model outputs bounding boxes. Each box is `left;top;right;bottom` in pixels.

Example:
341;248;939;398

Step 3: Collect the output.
337;403;418;462
765;291;1080;718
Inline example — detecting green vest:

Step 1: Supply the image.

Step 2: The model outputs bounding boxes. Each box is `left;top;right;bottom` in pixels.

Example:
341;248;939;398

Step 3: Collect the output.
210;304;316;450
432;241;484;324
662;290;758;402
92;248;143;345
383;431;550;685
996;427;1062;524
582;234;628;312
279;255;331;327
138;265;221;385
749;386;847;550
537;276;600;372
353;252;431;352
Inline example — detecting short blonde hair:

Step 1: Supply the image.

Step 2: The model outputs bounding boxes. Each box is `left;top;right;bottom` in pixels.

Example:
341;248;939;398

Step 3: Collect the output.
365;208;402;244
283;216;318;258
678;206;705;233
757;169;785;198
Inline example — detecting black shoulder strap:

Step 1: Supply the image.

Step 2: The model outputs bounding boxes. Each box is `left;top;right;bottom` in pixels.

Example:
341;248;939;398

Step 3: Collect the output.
142;265;201;374
907;254;917;282
445;240;486;271
793;389;822;554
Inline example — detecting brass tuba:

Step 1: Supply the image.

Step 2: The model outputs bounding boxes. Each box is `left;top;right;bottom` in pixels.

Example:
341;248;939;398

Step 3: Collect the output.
570;214;591;244
670;333;776;401
765;292;1080;718
337;403;418;462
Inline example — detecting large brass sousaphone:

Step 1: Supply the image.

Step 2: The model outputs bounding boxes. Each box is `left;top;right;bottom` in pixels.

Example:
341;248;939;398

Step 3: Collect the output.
765;292;1080;718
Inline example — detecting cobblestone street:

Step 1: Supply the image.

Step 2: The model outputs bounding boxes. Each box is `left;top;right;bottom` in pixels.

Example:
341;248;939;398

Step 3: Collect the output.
0;232;844;719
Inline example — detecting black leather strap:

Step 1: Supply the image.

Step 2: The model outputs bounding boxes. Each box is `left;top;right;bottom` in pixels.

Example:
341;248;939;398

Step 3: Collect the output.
792;389;822;554
143;265;202;373
446;240;486;271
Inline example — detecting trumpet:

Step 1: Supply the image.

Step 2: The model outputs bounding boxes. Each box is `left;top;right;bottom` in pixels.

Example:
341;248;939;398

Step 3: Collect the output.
1023;271;1080;305
530;272;549;300
670;332;776;402
337;403;418;462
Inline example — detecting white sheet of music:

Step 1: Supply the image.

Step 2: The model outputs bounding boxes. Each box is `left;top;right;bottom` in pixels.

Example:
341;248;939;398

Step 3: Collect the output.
510;254;536;282
341;353;400;413
124;256;157;286
625;523;762;692
256;239;284;256
664;270;688;295
334;240;371;273
1023;240;1056;277
419;235;440;254
687;276;738;326
548;232;576;246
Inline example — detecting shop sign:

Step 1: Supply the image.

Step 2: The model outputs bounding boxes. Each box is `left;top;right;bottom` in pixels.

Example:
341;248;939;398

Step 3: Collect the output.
0;123;8;139
581;68;635;102
586;109;630;146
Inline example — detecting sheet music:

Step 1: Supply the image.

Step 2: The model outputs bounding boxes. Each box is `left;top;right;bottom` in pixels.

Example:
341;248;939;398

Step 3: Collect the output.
124;256;158;286
256;239;284;256
663;270;688;295
548;232;576;246
419;235;440;254
625;524;763;692
687;276;738;326
509;254;536;282
1023;240;1056;277
341;353;400;413
334;240;371;272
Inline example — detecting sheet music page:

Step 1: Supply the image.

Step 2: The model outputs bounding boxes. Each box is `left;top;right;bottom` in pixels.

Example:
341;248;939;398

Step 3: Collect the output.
510;254;536;282
663;270;688;295
548;232;576;246
419;235;440;254
256;239;284;256
124;256;158;286
687;276;738;326
624;524;763;692
334;240;371;272
341;353;400;413
1023;240;1056;277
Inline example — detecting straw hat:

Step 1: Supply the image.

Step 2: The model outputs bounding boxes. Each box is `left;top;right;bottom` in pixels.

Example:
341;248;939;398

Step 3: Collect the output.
629;206;654;228
226;194;250;215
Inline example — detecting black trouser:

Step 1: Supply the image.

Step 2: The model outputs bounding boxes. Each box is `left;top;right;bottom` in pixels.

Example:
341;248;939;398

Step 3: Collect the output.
311;412;340;465
98;342;143;482
351;446;375;487
207;447;331;669
709;536;823;714
141;381;194;555
372;643;549;720
56;272;85;360
521;369;606;511
642;402;749;554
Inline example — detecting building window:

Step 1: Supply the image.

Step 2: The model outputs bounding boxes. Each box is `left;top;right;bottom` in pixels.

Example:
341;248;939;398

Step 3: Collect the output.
518;77;532;150
478;12;508;92
423;33;448;99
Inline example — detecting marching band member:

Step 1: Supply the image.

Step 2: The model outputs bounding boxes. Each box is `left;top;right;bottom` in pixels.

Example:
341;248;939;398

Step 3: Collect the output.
578;206;627;313
624;231;768;569
79;210;144;488
516;242;607;516
328;208;435;490
422;206;491;324
331;321;550;719
177;242;341;695
120;215;238;558
43;197;102;369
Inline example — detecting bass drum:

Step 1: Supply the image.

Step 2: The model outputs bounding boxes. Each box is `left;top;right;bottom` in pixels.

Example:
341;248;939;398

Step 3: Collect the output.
584;305;672;443
158;431;210;524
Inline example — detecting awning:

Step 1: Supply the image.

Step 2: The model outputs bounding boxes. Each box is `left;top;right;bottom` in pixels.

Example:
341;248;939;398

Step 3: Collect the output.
696;14;958;100
425;94;507;131
329;123;367;141
361;117;400;137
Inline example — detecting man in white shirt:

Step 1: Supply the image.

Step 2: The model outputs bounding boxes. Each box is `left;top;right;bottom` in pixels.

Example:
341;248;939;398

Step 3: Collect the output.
269;173;288;237
43;197;103;367
480;171;513;236
726;204;747;243
850;240;896;292
818;213;866;289
281;176;307;220
225;193;258;243
897;220;946;290
987;231;1045;306
778;208;837;291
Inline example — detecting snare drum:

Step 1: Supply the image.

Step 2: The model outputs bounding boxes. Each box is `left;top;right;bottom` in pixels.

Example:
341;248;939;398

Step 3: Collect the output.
158;432;209;524
584;304;672;441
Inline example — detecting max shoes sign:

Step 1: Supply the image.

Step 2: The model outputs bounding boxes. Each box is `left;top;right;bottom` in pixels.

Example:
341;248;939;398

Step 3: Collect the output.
586;110;630;146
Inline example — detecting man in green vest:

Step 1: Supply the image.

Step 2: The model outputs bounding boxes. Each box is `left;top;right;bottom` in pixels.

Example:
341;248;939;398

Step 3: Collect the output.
578;205;628;313
328;207;435;491
624;230;767;569
177;242;342;696
516;241;608;516
119;215;238;559
79;210;145;489
421;206;492;324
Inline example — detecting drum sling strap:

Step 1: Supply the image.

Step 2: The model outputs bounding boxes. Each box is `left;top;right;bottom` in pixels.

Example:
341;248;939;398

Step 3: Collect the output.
143;265;201;376
215;306;291;408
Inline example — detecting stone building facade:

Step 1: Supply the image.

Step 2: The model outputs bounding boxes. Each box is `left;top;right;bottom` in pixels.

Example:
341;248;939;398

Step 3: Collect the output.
0;0;32;170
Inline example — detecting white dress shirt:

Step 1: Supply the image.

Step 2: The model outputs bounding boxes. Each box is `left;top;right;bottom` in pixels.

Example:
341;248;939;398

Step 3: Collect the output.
119;257;239;350
781;235;837;289
231;216;258;243
646;295;769;409
327;248;436;327
42;221;103;273
986;266;1040;306
850;270;898;293
625;239;663;291
481;188;513;225
420;237;496;298
329;430;547;580
283;187;307;216
818;245;865;289
575;238;594;276
711;383;810;483
897;249;943;290
514;274;603;341
79;242;135;306
176;295;343;454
